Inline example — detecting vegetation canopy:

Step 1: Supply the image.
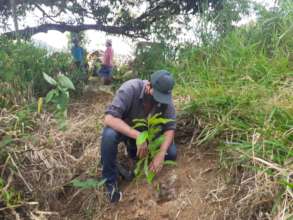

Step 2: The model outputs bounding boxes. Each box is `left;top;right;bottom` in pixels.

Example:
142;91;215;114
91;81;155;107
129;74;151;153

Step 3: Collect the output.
1;0;249;39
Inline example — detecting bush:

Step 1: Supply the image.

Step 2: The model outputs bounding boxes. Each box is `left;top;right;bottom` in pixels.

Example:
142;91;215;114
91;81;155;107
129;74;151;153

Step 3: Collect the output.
133;42;175;79
0;37;85;107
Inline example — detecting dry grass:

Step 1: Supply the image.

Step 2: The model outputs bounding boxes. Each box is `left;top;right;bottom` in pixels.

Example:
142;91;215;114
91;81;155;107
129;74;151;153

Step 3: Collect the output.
0;91;112;219
202;154;292;220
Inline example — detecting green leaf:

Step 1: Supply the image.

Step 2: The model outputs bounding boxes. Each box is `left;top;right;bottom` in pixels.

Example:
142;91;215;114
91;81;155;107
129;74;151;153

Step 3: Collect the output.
54;92;69;110
65;91;69;98
148;127;161;141
146;171;155;184
136;131;148;146
134;159;144;176
149;113;161;120
57;75;75;90
280;179;293;189
133;122;147;129
164;160;177;166
43;72;57;86
133;118;147;124
143;157;149;178
149;135;165;152
149;118;174;126
71;178;105;189
45;90;56;103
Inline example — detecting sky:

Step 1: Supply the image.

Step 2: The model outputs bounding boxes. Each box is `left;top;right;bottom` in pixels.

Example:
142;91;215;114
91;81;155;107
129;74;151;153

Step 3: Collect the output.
32;30;135;55
24;0;277;56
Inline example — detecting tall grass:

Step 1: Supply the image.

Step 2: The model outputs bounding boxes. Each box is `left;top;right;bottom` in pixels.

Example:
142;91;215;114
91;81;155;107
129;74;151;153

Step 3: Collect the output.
173;2;293;165
134;1;292;218
175;2;292;218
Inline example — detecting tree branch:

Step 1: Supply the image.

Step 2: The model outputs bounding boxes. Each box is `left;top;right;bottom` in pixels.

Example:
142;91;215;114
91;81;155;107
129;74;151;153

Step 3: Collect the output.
34;4;61;24
2;23;144;39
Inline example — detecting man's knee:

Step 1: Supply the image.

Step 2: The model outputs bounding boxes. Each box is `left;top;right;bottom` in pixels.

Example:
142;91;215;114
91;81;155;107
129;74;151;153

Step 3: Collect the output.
101;127;120;151
102;127;119;140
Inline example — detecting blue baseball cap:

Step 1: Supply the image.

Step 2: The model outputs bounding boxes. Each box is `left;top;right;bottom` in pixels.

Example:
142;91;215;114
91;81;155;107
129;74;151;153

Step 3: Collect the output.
150;70;175;104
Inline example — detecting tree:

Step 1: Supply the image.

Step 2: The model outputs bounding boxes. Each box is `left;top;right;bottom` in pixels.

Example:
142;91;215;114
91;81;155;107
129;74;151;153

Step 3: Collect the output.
0;0;250;40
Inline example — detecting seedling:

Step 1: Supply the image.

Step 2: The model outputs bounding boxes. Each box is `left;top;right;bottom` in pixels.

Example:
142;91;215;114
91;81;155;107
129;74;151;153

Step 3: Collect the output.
133;113;176;184
43;73;75;129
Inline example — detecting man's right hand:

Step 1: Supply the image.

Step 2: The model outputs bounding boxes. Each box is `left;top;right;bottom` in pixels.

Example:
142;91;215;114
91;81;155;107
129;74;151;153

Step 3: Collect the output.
104;115;148;158
137;141;148;159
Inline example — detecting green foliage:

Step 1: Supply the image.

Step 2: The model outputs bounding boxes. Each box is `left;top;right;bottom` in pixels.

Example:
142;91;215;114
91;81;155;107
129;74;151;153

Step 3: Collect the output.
133;114;175;184
133;42;175;79
67;32;89;49
43;73;75;129
0;177;22;207
205;0;250;37
1;0;249;39
172;3;293;169
134;3;292;214
0;37;85;108
71;178;106;190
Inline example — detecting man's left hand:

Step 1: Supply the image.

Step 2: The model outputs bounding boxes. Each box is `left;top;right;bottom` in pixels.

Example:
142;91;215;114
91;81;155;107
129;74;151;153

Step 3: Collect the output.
149;151;165;173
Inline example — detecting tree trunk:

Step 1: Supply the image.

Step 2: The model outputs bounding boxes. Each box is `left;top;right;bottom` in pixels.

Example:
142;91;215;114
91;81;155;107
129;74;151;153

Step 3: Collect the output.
10;0;19;39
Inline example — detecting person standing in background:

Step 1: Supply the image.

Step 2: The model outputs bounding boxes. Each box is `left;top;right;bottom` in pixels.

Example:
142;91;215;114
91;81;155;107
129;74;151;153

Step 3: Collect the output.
71;39;85;69
98;39;114;85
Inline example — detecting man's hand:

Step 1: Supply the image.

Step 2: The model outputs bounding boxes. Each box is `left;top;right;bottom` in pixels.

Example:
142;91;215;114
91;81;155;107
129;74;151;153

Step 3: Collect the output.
137;141;148;159
149;151;165;173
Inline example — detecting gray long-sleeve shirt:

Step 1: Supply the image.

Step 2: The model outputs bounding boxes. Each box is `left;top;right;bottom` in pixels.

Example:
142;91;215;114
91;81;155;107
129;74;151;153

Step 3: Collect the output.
105;79;176;131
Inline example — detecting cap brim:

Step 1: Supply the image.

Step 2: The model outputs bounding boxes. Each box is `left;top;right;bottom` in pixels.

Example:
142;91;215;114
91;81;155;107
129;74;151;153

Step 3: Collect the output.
153;89;172;104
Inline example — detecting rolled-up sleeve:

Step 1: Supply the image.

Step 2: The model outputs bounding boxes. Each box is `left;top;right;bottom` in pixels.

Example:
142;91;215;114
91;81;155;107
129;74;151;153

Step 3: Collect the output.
105;82;133;118
162;102;176;131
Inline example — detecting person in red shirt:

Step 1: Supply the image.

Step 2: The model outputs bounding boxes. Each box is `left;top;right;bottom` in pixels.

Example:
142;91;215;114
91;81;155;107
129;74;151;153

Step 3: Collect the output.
98;39;114;85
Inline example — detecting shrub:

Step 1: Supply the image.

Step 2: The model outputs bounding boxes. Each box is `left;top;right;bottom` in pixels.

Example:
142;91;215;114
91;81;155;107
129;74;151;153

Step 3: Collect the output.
0;37;84;108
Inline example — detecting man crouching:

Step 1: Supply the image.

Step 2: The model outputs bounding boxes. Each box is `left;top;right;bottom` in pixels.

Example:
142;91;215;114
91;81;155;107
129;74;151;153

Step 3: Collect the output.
100;70;176;202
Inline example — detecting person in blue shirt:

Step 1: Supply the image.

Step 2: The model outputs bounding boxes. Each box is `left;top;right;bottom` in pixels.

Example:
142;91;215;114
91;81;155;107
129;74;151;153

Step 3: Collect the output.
71;39;84;68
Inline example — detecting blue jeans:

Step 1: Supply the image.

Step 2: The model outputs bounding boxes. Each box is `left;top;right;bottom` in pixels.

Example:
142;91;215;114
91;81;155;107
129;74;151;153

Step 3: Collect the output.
101;127;177;184
99;65;113;77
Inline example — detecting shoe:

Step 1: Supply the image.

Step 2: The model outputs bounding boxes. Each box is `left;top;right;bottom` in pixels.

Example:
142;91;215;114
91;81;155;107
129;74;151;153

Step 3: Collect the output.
106;182;122;203
116;162;135;182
